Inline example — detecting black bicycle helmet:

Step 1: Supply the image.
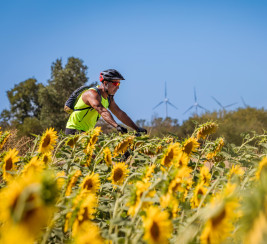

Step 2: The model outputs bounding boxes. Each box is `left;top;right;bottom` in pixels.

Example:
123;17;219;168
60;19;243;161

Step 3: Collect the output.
99;69;125;82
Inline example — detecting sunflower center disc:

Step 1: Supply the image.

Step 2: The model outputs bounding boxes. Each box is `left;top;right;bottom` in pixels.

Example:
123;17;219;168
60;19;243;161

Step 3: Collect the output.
85;180;93;190
5;158;13;170
150;221;160;240
42;136;51;147
114;168;123;182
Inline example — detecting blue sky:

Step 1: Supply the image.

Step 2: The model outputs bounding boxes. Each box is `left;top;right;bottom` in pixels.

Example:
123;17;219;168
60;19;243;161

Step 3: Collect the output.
1;0;267;125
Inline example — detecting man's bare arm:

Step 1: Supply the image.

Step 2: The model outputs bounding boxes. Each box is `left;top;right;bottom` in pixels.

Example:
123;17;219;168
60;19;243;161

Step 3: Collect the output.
82;90;118;128
109;98;139;131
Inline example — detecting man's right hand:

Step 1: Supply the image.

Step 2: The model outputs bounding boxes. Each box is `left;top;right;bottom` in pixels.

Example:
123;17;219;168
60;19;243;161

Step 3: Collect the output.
116;125;128;134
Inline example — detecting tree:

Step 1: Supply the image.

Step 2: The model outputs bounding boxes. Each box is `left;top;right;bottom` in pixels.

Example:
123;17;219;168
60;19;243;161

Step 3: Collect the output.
0;57;96;136
39;57;95;131
0;78;44;133
177;108;267;145
149;116;179;137
6;78;43;123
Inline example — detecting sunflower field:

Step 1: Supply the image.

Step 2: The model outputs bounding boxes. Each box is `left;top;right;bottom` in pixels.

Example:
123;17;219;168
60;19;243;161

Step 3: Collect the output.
1;122;267;244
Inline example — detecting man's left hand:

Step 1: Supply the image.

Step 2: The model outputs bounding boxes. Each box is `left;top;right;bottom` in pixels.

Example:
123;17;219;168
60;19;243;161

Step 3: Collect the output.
137;127;147;134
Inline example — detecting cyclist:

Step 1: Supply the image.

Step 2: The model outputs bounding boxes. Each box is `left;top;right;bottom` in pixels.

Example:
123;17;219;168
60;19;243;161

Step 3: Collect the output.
65;69;147;135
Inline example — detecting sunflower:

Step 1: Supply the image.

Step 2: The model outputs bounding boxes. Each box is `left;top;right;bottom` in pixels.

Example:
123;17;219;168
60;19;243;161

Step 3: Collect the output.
80;172;100;194
182;137;199;157
84;127;102;153
190;182;208;208
0;225;35;244
0;130;11;150
72;194;98;236
142;146;156;156
40;152;52;165
89;127;102;146
56;171;66;189
38;128;58;154
196;122;218;140
172;166;193;201
65;170;82;196
2;148;20;181
143;164;156;183
64;211;73;233
161;143;180;168
200;183;240;244
174;151;189;168
168;177;183;194
65;135;79;148
85;147;94;166
103;147;112;166
200;166;211;186
143;206;173;244
113;136;134;157
74;221;103;244
206;137;224;160
244;211;267;244
127;181;155;216
21;156;45;177
108;162;129;186
255;157;267;180
0;175;53;236
228;164;245;180
160;193;180;218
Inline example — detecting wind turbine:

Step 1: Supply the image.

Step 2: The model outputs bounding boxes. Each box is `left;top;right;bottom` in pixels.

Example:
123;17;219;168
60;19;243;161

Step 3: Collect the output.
211;96;237;110
241;96;249;108
153;82;178;118
184;87;208;115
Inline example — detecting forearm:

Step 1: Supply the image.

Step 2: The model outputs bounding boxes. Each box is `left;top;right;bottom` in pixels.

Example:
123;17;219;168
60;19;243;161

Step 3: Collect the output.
99;109;119;128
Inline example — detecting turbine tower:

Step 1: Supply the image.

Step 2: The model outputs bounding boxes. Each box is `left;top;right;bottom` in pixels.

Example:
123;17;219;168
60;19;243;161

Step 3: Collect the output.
153;82;178;118
241;96;248;108
184;87;208;115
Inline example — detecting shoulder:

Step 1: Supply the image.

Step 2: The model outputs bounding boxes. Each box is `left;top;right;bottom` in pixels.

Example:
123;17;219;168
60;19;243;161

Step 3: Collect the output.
82;88;101;101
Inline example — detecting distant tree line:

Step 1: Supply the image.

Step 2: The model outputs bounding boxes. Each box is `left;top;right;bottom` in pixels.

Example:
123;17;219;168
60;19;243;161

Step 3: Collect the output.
1;57;267;146
140;107;267;145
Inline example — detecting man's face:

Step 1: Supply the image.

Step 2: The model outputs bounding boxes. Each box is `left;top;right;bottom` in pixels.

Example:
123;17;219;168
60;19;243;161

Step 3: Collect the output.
106;79;121;95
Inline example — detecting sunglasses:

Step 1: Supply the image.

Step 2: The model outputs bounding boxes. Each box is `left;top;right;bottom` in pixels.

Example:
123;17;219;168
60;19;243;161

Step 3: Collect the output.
110;81;121;87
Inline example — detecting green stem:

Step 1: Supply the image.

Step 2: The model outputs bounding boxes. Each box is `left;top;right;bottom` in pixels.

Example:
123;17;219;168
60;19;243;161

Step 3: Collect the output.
241;166;254;190
52;137;68;162
237;134;266;153
197;177;220;211
121;173;142;194
67;144;76;174
30;137;39;156
126;179;162;241
108;194;128;236
95;138;118;162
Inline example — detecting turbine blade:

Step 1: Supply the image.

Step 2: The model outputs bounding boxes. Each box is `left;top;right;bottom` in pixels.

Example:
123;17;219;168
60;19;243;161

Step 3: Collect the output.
211;96;223;108
194;87;197;103
198;104;208;111
167;101;178;109
183;105;194;114
153;101;164;110
224;102;237;108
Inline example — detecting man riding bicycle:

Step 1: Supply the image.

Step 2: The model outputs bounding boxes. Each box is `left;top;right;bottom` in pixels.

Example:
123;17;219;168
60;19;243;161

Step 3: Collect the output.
65;69;147;135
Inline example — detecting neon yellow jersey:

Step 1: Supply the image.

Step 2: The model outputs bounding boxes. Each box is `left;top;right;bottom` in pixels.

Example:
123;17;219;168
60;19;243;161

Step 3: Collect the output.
66;86;109;132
